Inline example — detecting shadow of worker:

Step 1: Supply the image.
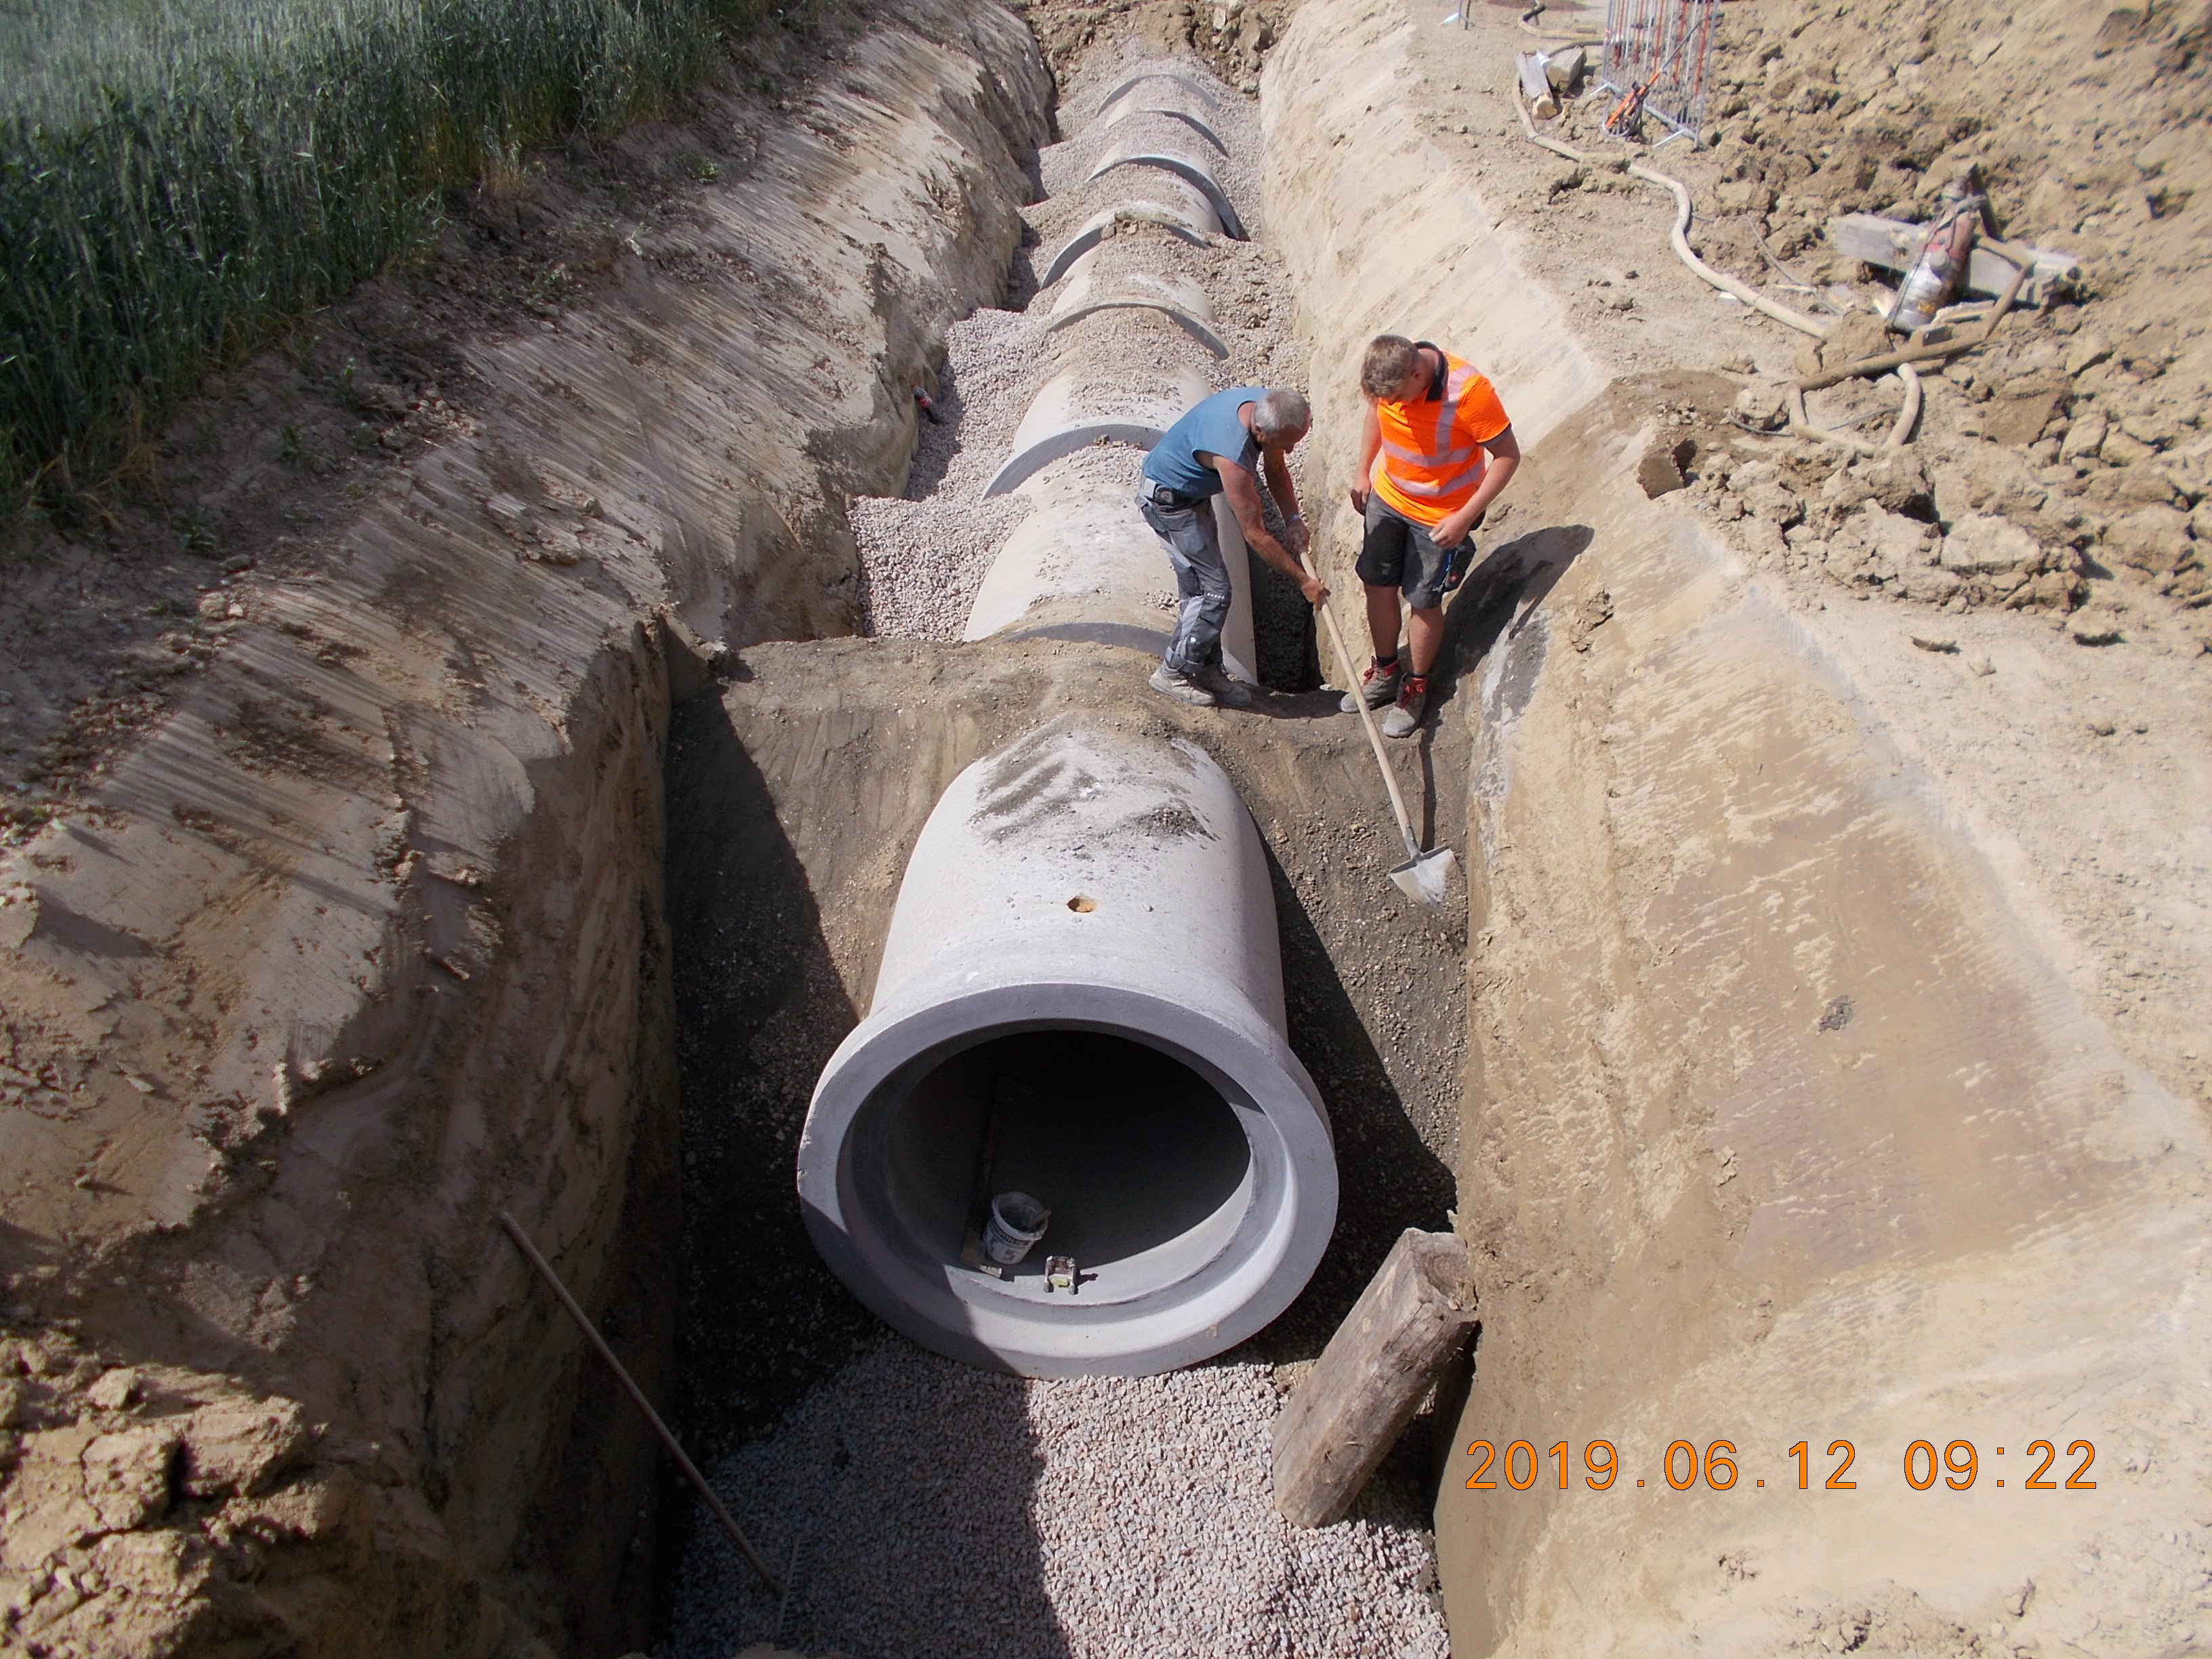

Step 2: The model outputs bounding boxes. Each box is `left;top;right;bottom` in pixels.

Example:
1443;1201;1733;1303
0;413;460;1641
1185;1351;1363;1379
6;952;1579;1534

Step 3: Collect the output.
1397;523;1594;845
1441;520;1596;687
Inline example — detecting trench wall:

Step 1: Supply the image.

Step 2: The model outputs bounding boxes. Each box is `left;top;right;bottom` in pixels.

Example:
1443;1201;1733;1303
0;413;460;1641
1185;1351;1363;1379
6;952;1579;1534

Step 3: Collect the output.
0;6;1050;1654
1266;1;2211;1652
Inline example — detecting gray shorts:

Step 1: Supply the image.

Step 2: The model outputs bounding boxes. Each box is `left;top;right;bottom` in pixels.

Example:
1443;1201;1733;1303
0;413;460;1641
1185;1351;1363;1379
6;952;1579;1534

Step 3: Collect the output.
1357;492;1473;611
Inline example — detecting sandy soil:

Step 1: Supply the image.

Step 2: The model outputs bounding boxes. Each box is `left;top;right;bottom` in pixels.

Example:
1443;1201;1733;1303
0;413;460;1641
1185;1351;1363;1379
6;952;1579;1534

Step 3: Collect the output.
1404;0;2211;1134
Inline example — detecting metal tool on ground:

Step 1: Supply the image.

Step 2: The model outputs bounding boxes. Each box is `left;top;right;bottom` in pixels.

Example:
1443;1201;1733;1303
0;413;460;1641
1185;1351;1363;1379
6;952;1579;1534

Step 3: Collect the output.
1826;212;2078;308
1887;172;1986;332
497;1211;784;1598
1299;546;1457;909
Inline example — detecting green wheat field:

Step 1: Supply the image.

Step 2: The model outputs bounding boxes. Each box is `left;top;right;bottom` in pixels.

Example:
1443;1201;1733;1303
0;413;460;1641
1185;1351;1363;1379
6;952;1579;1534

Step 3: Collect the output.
0;0;761;508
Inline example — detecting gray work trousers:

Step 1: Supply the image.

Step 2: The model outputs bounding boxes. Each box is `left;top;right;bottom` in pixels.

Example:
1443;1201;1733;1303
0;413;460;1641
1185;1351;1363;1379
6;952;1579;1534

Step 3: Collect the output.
1139;493;1230;676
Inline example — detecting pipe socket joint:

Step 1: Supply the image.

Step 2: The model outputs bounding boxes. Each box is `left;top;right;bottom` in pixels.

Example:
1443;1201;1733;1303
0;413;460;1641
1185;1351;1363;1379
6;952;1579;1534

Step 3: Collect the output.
798;718;1336;1376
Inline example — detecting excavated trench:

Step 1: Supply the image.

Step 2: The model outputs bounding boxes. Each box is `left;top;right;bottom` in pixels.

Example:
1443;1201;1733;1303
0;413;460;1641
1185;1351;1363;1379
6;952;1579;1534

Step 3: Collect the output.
655;5;2208;1654
5;0;2205;1654
656;44;1468;1653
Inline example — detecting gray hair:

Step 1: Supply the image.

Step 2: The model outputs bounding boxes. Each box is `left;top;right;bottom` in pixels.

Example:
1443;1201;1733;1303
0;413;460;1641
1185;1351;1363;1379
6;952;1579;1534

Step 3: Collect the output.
1252;387;1311;441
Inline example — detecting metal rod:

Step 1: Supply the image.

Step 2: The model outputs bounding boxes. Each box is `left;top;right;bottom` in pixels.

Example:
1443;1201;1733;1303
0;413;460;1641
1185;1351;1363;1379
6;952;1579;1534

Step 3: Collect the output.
496;1210;785;1597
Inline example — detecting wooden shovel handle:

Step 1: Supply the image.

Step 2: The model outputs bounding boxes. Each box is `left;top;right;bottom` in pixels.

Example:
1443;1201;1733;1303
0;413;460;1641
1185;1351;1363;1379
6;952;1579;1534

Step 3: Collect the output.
1300;549;1422;860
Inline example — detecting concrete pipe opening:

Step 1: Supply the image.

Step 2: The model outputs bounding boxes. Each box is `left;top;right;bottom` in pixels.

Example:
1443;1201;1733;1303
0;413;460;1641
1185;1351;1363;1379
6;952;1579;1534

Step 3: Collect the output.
798;719;1336;1377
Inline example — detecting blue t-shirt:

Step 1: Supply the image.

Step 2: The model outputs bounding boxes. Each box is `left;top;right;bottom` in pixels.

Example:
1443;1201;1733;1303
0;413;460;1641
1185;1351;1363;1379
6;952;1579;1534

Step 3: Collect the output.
1142;386;1265;499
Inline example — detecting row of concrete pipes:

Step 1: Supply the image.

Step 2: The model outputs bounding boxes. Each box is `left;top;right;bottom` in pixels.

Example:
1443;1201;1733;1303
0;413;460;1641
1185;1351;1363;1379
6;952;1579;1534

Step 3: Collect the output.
795;63;1341;1377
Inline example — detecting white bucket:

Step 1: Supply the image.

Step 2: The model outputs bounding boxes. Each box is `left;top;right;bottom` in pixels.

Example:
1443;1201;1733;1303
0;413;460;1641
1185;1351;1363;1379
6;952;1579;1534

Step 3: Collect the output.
983;1191;1052;1265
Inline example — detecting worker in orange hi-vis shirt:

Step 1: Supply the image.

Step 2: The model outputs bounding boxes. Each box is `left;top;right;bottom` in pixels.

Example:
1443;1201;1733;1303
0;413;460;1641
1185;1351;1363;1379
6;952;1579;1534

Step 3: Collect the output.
1341;334;1522;738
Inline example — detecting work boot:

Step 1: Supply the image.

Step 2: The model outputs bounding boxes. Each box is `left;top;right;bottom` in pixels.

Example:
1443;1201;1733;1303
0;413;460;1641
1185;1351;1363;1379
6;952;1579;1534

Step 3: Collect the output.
1380;672;1428;738
1149;663;1218;708
1193;664;1254;708
1337;656;1401;714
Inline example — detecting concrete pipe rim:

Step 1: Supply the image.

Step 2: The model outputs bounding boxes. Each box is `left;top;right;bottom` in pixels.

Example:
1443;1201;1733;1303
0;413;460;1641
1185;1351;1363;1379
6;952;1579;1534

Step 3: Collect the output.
798;981;1337;1377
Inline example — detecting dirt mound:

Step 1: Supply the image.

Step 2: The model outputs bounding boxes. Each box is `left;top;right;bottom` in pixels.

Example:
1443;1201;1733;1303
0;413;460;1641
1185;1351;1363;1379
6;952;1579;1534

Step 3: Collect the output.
1013;0;1296;92
1638;0;2212;619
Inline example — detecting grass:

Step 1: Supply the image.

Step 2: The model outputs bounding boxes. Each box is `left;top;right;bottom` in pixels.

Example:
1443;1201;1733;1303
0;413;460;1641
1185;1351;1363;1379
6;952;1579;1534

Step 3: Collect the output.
0;0;775;515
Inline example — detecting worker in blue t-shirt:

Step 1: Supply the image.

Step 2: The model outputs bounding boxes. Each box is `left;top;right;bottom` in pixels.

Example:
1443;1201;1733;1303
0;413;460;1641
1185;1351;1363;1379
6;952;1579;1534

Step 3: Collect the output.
1137;386;1328;708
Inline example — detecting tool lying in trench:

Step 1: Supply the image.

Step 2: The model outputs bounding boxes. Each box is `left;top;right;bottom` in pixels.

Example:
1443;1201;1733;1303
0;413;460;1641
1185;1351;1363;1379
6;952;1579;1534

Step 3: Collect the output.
497;1211;784;1597
1299;546;1457;910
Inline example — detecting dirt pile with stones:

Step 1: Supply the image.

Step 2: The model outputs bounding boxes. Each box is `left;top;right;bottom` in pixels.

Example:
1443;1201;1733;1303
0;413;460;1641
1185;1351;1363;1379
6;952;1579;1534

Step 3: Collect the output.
1585;0;2212;626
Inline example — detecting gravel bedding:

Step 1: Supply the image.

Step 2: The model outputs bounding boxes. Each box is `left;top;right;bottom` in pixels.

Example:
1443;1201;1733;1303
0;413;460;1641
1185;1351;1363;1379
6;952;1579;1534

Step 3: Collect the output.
664;1338;1450;1659
1048;231;1225;310
1023;442;1151;499
1038;109;1263;227
1021;64;1265;281
1052;303;1225;388
853;306;1049;640
853;49;1315;670
851;491;1032;640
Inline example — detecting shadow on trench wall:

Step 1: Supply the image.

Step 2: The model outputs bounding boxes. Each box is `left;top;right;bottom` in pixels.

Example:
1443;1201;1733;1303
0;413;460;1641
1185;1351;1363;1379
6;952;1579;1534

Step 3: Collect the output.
661;693;884;1453
1444;523;1594;693
1247;838;1457;1366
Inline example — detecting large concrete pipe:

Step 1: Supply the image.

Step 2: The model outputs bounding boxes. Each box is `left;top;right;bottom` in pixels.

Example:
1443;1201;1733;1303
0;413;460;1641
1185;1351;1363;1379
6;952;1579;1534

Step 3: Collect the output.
1088;140;1246;239
983;360;1212;496
1103;102;1227;154
797;718;1336;1376
1097;68;1223;117
1037;191;1221;289
1048;253;1227;357
960;466;1259;684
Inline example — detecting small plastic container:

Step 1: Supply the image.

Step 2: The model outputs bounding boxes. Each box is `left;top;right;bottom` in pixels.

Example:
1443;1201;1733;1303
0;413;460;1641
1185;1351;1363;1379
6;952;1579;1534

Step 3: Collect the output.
983;1192;1051;1265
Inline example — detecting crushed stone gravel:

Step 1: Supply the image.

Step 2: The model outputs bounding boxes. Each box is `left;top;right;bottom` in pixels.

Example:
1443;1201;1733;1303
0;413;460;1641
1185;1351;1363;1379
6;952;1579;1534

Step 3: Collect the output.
854;56;1257;648
664;1337;1450;1659
854;306;1048;640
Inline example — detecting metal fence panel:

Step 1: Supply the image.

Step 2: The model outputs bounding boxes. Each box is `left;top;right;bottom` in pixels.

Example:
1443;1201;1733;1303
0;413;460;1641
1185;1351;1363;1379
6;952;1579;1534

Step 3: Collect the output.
1599;0;1719;142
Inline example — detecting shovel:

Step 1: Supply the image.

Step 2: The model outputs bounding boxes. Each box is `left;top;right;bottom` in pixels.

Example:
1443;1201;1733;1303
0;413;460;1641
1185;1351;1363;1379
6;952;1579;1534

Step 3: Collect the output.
1298;547;1458;909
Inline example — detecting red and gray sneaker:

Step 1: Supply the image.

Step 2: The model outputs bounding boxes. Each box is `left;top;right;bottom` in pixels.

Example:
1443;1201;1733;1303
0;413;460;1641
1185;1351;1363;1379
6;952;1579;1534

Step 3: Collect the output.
1337;657;1401;714
1380;672;1429;738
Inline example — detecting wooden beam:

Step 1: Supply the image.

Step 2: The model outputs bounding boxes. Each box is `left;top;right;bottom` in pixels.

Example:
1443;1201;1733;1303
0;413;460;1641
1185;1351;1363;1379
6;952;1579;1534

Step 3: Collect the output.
1826;213;2078;306
1271;1228;1479;1528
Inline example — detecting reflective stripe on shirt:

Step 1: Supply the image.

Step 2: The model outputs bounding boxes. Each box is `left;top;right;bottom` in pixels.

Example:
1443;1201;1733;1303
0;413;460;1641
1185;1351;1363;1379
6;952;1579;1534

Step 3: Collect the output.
1382;363;1486;495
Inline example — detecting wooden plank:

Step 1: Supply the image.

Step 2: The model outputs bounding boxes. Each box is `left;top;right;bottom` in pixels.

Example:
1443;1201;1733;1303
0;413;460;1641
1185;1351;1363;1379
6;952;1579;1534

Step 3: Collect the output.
1271;1228;1478;1528
1826;213;2078;306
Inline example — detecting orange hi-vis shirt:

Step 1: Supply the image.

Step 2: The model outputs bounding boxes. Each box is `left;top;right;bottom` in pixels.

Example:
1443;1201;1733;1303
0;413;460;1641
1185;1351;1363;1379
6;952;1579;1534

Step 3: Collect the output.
1370;347;1511;527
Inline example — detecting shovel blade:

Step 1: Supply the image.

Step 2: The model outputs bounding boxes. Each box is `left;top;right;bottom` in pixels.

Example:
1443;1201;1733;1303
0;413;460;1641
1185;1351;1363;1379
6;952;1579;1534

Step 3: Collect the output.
1388;846;1456;909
